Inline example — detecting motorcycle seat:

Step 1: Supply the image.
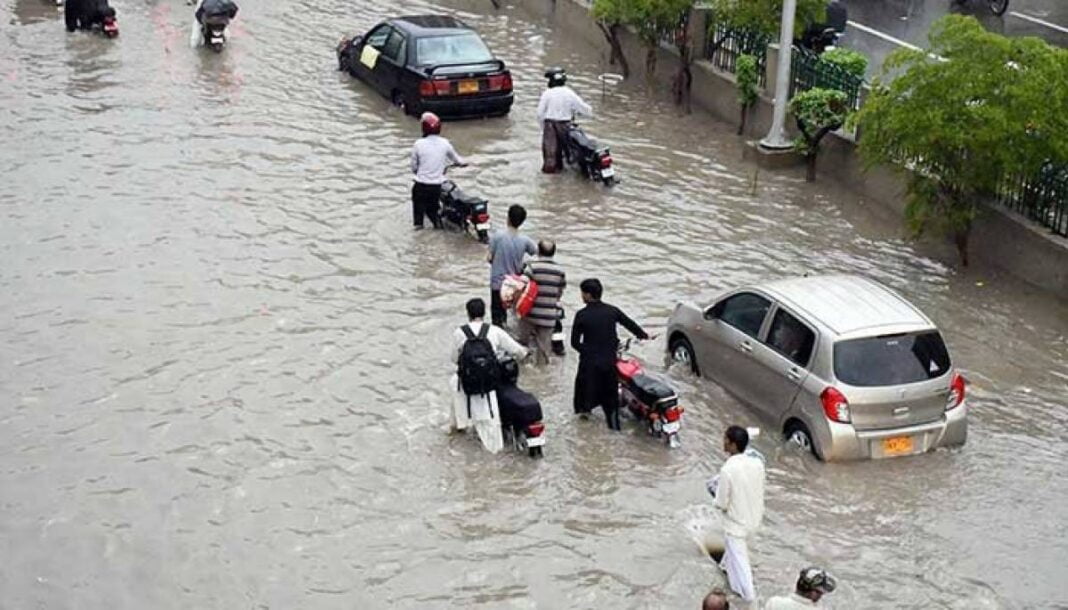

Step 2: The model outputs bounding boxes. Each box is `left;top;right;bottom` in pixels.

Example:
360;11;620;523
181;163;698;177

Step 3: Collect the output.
625;373;678;408
567;126;598;151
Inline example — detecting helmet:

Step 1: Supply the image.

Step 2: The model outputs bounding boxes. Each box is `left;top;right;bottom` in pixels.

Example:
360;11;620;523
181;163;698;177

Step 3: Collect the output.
420;112;442;136
545;67;567;87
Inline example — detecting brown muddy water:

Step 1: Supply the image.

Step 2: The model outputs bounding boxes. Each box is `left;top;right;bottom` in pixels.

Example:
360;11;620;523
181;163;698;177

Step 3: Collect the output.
1;0;1067;608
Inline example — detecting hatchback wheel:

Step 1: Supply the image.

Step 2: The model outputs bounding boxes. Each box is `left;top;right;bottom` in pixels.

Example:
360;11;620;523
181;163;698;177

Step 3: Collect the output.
785;421;818;458
669;336;699;376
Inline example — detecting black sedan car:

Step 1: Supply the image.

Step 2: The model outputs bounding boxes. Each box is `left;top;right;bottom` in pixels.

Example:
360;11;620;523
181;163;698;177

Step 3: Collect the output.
337;15;513;119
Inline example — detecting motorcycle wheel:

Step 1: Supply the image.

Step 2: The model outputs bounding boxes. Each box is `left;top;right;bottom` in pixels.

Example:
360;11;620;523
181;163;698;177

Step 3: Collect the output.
602;176;614;187
210;42;224;53
528;445;543;458
989;0;1008;15
477;229;488;243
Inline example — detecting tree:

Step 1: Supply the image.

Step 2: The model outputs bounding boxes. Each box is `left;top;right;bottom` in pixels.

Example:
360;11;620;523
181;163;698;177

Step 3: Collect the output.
591;0;632;79
630;0;693;83
854;15;1068;265
704;0;826;56
790;88;849;182
735;54;759;135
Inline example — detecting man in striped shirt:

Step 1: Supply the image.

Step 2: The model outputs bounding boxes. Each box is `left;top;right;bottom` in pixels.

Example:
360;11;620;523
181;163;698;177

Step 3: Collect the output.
518;240;566;365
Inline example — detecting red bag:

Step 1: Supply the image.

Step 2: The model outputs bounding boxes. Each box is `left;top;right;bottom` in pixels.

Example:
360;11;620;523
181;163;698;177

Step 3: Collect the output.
515;278;539;318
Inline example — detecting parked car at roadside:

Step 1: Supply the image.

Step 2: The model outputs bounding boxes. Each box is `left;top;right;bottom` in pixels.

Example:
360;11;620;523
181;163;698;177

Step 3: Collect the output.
666;275;967;461
337;15;513;119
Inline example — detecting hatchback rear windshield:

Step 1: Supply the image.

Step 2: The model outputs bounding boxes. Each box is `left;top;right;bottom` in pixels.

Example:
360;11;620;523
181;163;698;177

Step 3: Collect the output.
415;33;493;66
834;331;950;386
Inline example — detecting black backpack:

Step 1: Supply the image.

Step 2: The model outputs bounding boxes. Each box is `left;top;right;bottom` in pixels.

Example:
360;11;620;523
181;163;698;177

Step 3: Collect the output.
458;324;501;400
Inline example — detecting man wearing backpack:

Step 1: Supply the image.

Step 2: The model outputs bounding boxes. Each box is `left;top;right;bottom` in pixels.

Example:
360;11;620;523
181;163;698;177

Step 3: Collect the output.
450;298;529;453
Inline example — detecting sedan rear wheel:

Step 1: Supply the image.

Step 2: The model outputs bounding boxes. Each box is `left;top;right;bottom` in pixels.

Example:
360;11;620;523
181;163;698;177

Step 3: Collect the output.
669;336;699;376
392;91;410;116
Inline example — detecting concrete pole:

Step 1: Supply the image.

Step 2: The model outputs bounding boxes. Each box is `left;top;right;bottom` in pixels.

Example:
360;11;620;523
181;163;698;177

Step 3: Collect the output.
759;0;797;150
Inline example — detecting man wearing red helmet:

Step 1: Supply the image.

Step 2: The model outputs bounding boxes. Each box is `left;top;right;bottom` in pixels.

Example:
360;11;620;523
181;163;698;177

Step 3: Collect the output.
410;112;467;230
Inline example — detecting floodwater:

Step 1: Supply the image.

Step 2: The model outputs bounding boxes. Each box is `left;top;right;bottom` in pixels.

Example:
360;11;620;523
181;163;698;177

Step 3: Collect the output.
2;0;1067;608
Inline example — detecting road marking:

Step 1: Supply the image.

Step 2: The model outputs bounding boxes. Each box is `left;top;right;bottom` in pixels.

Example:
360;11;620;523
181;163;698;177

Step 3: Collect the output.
846;20;923;51
1009;11;1068;35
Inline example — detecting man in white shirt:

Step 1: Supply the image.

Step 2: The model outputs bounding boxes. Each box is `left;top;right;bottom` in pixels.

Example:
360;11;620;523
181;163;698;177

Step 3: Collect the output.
450;298;528;453
707;425;766;603
764;567;837;609
536;68;592;173
411;112;466;230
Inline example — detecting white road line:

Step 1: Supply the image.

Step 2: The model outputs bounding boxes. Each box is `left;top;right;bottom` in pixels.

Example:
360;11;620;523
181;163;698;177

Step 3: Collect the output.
846;20;922;51
1009;11;1068;35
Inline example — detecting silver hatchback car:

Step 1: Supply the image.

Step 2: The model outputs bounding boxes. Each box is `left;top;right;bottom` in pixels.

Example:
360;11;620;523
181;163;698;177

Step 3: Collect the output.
666;275;967;461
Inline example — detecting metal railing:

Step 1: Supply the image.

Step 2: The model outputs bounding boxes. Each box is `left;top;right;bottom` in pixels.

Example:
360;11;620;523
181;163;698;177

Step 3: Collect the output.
789;47;864;111
998;164;1068;237
703;21;771;87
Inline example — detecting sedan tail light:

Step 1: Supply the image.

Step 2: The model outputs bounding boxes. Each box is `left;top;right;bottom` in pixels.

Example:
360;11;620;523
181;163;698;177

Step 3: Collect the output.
487;73;512;92
419;79;435;97
419;79;454;97
820;387;851;423
947;373;966;410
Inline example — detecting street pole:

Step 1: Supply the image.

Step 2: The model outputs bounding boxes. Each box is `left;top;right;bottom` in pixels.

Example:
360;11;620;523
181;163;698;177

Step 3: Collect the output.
759;0;797;150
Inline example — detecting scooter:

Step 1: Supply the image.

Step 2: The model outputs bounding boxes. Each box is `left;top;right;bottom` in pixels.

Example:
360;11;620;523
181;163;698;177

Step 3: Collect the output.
564;122;616;186
616;338;683;448
497;357;547;457
201;14;230;52
439;180;491;243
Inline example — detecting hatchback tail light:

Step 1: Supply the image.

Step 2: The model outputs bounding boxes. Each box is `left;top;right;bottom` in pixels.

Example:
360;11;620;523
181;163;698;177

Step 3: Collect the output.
820;387;851;423
947;373;966;410
527;422;545;437
664;407;681;423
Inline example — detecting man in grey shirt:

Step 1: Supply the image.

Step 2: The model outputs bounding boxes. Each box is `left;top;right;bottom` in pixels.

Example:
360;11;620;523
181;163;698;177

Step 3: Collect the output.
487;204;536;326
410;112;466;230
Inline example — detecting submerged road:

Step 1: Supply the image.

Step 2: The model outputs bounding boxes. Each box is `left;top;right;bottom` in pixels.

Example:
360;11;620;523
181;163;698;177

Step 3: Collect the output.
1;0;1067;607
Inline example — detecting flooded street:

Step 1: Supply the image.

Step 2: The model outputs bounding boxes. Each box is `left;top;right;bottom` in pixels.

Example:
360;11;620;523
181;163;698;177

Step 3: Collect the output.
2;0;1068;607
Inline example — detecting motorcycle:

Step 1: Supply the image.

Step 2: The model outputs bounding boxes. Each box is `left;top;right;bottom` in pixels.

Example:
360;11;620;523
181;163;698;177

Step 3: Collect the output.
201;14;230;52
563;122;616;186
952;0;1009;16
439;179;491;243
798;1;847;54
497;357;547;457
616;338;683;448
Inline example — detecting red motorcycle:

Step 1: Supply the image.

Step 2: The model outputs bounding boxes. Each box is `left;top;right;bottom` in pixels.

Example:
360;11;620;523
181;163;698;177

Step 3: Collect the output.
616;339;684;448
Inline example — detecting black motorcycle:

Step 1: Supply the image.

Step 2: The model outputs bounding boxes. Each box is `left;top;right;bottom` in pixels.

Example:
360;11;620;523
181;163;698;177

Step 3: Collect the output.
563;122;616;186
952;0;1009;16
439;180;491;243
798;0;847;54
497;357;546;457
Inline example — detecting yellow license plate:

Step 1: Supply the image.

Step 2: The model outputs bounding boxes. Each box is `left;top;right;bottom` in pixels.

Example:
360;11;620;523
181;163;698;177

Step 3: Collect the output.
458;79;479;94
882;436;914;456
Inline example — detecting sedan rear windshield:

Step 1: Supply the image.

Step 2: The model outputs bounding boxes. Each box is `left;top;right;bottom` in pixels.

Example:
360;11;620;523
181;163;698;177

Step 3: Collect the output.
834;331;950;387
415;33;494;66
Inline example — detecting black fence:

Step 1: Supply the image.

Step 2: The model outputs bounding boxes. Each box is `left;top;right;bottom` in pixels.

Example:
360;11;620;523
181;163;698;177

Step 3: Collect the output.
789;47;864;111
703;21;770;87
999;164;1068;237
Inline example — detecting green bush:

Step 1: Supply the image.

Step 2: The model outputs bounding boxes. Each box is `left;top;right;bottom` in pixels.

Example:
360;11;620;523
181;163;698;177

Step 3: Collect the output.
736;54;759;107
820;47;868;79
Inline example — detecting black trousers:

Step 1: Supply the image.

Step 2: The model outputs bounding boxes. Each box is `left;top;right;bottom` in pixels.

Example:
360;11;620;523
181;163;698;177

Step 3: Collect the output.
411;182;442;228
65;0;90;31
490;288;507;326
574;359;621;430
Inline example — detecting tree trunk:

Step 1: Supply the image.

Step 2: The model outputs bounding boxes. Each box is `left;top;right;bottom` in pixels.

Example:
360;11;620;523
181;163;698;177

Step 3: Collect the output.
805;154;817;182
645;46;657;81
954;223;971;266
597;22;629;79
737;102;748;136
672;28;693;113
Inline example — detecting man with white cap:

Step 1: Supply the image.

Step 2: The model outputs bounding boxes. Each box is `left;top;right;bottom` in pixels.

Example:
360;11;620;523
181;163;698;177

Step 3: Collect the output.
764;567;838;609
